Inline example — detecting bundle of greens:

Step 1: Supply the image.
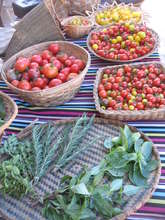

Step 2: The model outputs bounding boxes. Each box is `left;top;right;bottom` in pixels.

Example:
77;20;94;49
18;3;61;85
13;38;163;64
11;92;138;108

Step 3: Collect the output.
0;114;95;198
0;97;6;126
42;125;159;220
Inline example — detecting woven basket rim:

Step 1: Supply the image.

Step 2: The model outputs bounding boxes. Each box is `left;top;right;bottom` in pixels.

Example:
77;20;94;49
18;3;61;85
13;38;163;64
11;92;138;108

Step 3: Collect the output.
93;61;165;120
0;117;161;220
1;41;91;95
87;25;159;63
0;91;18;135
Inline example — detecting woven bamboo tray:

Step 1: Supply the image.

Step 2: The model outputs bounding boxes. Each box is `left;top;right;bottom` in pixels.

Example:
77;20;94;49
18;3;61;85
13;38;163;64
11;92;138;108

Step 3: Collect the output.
0;91;18;139
2;41;91;107
87;26;159;63
94;61;165;121
0;117;161;220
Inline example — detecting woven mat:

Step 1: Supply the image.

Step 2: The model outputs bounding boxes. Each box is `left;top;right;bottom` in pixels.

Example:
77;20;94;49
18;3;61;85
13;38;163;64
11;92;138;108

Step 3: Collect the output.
0;28;165;220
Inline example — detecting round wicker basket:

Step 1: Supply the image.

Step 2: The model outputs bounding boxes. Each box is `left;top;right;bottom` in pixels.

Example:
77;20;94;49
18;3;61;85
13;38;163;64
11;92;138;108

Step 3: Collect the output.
87;26;159;63
93;62;165;121
61;16;94;39
0;91;18;139
2;41;91;107
0;117;161;220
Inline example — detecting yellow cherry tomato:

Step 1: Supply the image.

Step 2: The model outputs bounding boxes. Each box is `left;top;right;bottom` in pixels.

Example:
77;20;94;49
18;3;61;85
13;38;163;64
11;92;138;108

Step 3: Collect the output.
121;41;125;48
128;35;134;41
138;31;146;39
92;44;98;50
129;105;135;111
132;91;137;96
135;35;141;42
112;39;117;44
116;36;122;42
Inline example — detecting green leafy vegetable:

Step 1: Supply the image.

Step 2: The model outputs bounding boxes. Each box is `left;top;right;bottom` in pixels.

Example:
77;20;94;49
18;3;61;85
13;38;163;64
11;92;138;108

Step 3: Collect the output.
0;97;6;126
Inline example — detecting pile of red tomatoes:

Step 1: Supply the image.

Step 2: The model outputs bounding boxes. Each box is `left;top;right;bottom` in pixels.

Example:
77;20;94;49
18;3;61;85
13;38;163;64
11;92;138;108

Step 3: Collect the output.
7;43;85;91
98;64;165;111
89;23;155;61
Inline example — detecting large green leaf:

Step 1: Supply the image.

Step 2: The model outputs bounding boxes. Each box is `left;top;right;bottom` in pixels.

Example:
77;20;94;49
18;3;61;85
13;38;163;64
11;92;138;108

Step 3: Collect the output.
107;165;128;177
141;142;152;161
147;160;159;171
133;163;147;186
134;138;144;153
123;185;141;196
110;179;123;192
71;183;90;196
104;137;114;150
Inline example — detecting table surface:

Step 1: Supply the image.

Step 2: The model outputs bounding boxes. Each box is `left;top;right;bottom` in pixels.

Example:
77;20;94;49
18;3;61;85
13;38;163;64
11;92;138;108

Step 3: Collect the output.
0;0;165;219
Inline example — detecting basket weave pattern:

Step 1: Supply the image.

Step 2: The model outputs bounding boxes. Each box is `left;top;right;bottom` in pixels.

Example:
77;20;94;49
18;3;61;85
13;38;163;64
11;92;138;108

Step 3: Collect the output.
0;92;18;139
2;41;91;107
0;118;161;220
94;62;165;120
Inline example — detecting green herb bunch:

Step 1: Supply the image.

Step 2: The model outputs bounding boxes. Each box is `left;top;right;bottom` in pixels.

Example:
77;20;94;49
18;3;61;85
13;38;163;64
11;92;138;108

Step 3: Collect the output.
0;97;6;126
0;114;95;198
42;125;159;220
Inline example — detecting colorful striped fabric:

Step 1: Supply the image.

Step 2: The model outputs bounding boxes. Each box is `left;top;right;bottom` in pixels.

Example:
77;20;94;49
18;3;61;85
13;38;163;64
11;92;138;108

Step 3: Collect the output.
0;35;165;219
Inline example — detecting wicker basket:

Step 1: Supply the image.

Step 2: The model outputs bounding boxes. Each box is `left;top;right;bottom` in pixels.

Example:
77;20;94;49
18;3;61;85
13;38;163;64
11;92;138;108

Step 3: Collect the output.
94;62;165;121
0;91;18;139
61;15;94;39
0;117;161;220
87;26;159;63
2;41;91;107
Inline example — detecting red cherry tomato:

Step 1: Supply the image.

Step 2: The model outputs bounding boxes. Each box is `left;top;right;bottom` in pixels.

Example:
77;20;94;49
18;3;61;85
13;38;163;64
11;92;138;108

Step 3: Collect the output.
65;59;73;67
61;67;71;76
29;62;39;69
56;54;68;63
42;50;52;61
57;73;66;82
52;59;62;70
28;68;40;80
11;80;19;87
22;72;30;81
70;64;80;73
33;78;45;89
73;59;85;70
99;90;107;98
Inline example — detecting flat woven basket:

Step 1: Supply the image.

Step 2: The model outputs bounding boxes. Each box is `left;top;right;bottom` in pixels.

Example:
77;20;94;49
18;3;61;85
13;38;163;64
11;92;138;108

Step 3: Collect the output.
0;117;161;220
94;61;165;121
0;91;18;139
87;26;159;63
2;41;91;107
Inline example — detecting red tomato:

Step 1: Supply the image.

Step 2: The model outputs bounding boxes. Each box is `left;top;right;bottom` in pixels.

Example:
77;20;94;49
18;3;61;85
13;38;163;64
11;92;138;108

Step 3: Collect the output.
42;59;49;66
18;80;31;90
48;43;59;55
67;73;78;81
29;62;39;69
52;59;62;70
57;73;66;82
104;82;112;90
153;77;161;87
31;54;42;65
49;79;62;87
42;50;52;61
42;64;58;79
70;64;80;73
32;87;41;91
15;57;30;72
56;54;68;63
65;59;73;67
61;67;71;76
73;59;85;70
22;72;30;81
136;102;144;110
69;56;76;61
11;80;19;87
121;90;128;98
98;84;104;91
28;68;40;80
33;78;45;88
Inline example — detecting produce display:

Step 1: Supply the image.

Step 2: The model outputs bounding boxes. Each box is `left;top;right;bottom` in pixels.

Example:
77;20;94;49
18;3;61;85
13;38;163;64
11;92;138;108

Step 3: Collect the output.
43;125;158;220
6;43;85;91
88;24;156;61
95;5;142;26
97;63;165;111
68;17;90;26
0;97;5;126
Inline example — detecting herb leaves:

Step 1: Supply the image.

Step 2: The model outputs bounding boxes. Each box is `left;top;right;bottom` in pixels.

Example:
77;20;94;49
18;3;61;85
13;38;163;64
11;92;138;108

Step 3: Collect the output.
42;125;159;220
0;114;95;198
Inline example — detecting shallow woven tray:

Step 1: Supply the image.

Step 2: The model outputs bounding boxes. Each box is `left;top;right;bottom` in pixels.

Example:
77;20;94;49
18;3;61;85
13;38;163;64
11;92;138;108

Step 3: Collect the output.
87;26;159;63
0;91;18;139
2;41;91;107
0;118;161;220
94;61;165;120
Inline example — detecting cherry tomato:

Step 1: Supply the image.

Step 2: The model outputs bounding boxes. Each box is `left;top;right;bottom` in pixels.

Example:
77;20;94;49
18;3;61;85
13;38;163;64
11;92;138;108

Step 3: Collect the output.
99;90;107;98
153;77;161;87
73;59;85;70
11;80;19;87
28;68;40;80
57;73;67;82
61;67;71;76
56;54;68;63
52;59;62;70
42;50;52;61
70;64;80;73
29;62;39;69
65;59;73;67
22;72;30;81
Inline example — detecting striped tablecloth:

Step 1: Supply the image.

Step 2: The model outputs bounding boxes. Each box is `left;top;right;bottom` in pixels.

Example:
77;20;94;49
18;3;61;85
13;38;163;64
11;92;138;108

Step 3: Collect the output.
0;35;165;220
